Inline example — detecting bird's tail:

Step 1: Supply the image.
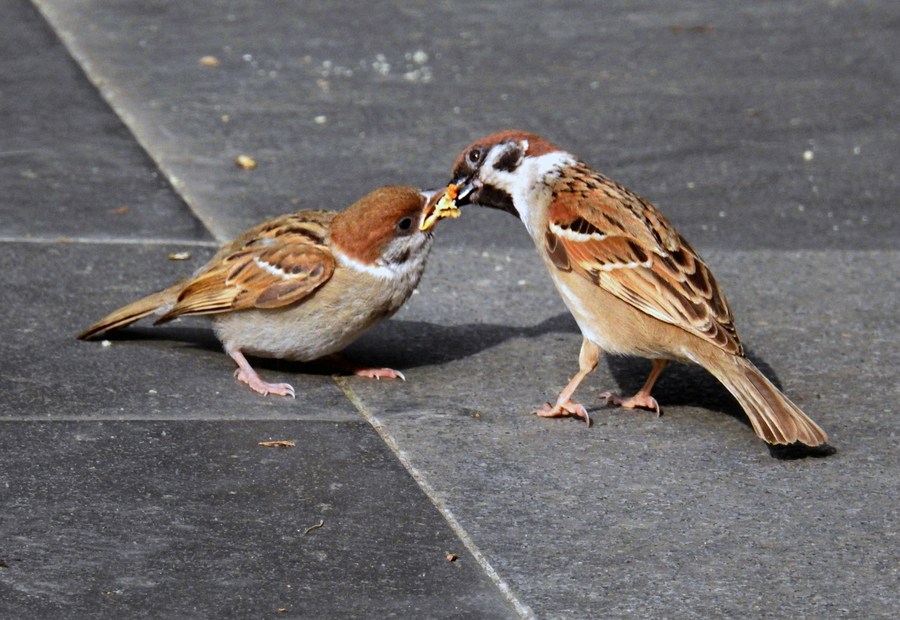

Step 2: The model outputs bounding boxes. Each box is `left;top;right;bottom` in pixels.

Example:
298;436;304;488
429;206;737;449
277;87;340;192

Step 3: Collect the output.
705;354;828;446
77;283;183;341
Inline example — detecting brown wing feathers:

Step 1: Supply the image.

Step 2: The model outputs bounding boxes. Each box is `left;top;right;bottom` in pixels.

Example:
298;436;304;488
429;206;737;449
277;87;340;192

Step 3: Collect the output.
78;211;337;339
160;243;333;320
548;170;742;355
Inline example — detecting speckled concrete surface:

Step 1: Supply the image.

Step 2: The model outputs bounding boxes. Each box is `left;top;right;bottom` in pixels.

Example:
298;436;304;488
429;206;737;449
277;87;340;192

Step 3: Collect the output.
349;247;900;618
4;0;900;617
31;0;900;249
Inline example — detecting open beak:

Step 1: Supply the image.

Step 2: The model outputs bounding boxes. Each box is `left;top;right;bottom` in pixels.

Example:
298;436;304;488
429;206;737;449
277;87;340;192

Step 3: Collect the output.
420;187;462;231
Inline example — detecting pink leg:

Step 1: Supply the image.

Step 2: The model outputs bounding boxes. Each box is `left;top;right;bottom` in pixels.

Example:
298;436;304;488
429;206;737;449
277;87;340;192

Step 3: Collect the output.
324;354;406;381
599;358;668;417
536;338;600;426
227;348;295;398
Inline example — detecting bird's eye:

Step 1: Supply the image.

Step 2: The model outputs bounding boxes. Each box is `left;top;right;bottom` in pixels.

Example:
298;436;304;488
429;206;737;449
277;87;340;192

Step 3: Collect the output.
396;217;413;232
467;148;483;164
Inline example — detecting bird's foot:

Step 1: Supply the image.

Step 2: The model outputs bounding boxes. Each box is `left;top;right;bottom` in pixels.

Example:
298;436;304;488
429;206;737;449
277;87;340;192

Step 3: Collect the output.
323;354;405;381
598;391;660;417
536;399;591;426
352;367;406;381
235;368;296;398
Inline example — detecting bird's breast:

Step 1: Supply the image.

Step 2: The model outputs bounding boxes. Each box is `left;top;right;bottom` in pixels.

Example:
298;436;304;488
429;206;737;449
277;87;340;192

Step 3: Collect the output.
546;262;688;360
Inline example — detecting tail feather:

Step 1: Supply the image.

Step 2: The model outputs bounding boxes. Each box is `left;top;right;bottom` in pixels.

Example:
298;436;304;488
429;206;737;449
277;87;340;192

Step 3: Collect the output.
706;355;828;446
77;283;183;341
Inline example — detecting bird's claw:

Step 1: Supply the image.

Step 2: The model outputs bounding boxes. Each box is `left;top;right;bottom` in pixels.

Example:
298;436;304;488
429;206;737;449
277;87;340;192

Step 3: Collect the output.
235;369;296;398
598;391;660;417
535;400;591;426
353;367;406;381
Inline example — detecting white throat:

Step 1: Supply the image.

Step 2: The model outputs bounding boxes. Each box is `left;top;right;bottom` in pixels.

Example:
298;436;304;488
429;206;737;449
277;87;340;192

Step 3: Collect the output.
334;249;398;280
333;234;433;285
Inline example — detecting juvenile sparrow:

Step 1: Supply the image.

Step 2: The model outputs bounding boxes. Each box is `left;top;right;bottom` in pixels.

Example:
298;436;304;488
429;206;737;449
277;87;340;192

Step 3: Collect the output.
448;130;827;446
78;185;460;397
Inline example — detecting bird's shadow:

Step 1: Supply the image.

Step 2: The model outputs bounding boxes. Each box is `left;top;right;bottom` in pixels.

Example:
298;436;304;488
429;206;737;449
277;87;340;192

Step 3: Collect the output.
98;313;833;459
605;353;835;460
94;313;583;376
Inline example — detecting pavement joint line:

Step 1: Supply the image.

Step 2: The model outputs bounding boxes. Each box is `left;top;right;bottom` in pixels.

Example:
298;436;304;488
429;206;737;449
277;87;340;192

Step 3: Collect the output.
0;416;359;422
332;374;536;620
32;0;230;244
0;236;219;247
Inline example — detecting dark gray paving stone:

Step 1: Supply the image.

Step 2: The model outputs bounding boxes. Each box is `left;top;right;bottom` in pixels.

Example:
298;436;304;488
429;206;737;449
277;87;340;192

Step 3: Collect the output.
0;0;211;242
347;246;900;619
0;420;518;619
33;0;900;248
0;241;357;421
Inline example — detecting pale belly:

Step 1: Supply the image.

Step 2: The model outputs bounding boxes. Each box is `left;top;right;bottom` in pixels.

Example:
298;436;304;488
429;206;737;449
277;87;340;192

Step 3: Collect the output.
210;267;417;361
548;264;693;363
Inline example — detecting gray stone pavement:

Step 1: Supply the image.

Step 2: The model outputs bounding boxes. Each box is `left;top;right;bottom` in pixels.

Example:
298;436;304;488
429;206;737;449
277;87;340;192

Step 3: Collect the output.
2;0;899;617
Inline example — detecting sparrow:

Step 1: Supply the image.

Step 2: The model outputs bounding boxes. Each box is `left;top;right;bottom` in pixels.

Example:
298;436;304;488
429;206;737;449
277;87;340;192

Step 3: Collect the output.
448;130;827;446
78;185;460;397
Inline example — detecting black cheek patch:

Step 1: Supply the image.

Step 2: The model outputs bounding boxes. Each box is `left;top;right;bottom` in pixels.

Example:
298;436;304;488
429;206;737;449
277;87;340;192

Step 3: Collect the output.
476;185;519;218
493;147;522;172
395;248;411;265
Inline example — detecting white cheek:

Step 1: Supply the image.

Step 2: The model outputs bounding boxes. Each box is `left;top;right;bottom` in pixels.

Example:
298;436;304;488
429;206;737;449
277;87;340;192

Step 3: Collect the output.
480;151;577;239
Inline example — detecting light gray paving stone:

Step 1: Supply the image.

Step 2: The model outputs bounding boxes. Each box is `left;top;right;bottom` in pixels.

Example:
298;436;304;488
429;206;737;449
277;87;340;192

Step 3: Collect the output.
32;0;900;248
346;247;900;618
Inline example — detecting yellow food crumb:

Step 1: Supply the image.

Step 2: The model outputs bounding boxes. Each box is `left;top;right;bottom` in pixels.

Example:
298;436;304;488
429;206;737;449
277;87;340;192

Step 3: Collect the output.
420;189;461;231
235;155;257;170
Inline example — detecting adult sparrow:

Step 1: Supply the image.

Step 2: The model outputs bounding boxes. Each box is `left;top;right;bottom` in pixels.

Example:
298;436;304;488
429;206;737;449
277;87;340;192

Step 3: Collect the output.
78;185;460;397
448;130;826;446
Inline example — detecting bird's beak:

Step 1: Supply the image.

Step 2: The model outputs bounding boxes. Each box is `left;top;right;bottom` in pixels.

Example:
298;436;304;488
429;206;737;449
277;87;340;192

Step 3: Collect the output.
450;177;479;207
420;187;461;231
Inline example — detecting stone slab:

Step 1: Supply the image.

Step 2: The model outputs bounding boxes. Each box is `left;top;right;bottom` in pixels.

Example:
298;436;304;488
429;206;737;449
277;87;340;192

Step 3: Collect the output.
0;419;518;619
347;247;900;618
0;0;211;243
31;0;900;248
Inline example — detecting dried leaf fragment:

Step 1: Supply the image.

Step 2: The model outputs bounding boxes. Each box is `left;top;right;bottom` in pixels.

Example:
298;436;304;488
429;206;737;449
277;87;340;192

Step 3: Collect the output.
303;519;325;535
200;56;220;67
109;206;129;215
258;440;295;448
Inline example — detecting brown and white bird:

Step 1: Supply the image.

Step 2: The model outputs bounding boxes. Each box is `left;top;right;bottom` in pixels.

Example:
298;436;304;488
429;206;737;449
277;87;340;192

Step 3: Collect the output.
448;130;827;446
78;185;459;397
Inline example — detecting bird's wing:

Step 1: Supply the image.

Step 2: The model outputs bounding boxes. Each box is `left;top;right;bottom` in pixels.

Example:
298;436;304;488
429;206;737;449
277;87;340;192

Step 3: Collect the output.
157;211;336;321
545;170;742;355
